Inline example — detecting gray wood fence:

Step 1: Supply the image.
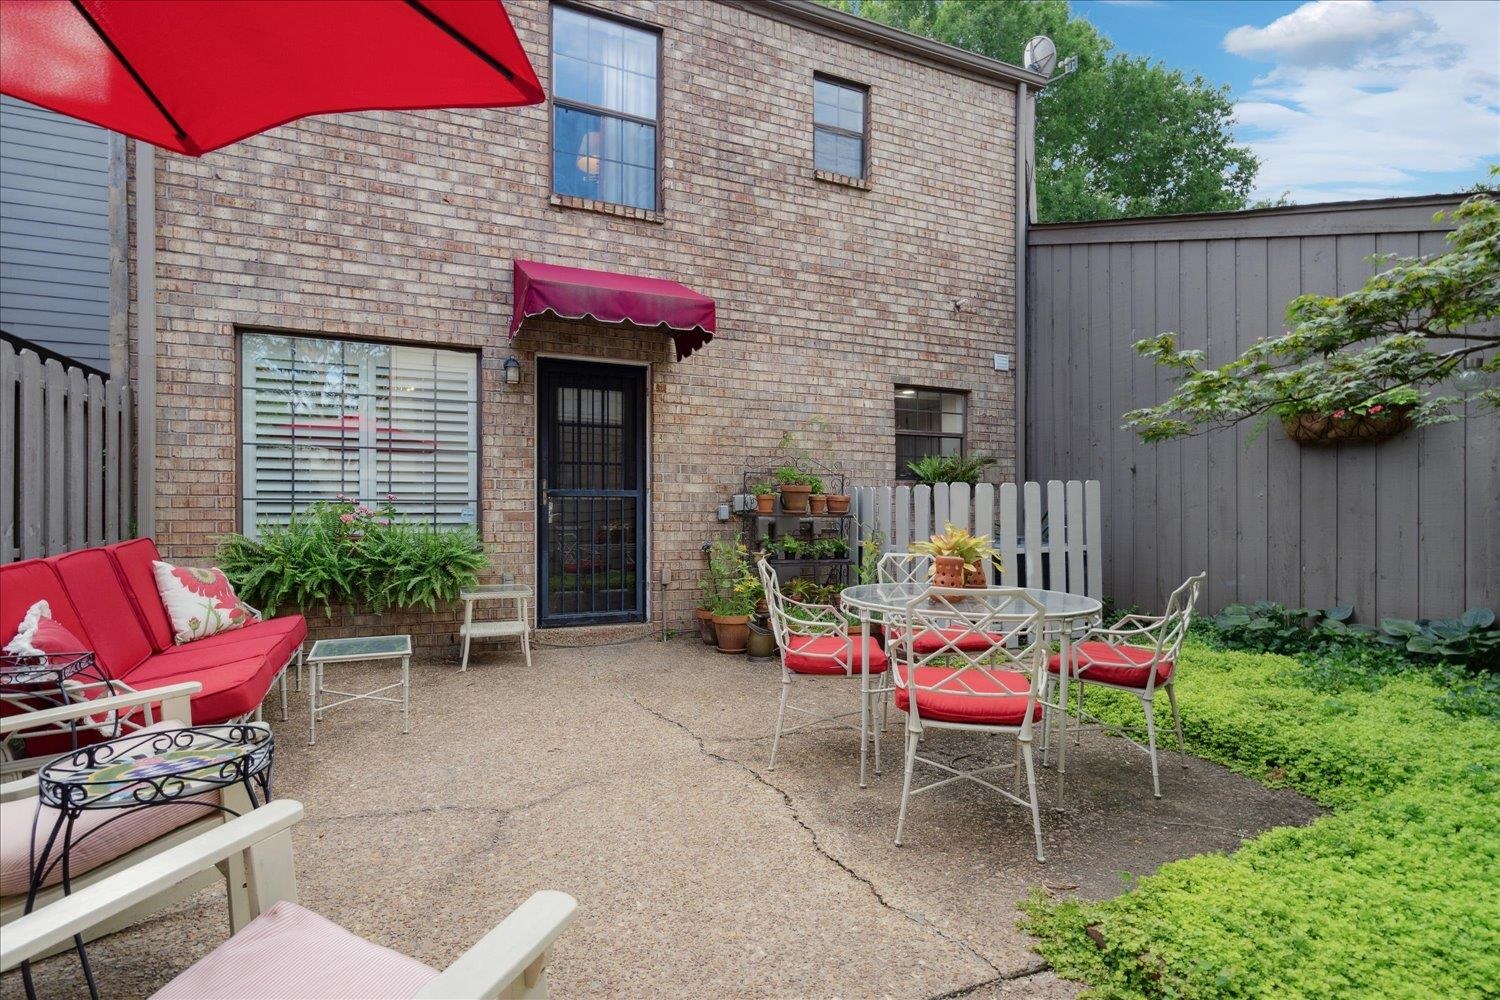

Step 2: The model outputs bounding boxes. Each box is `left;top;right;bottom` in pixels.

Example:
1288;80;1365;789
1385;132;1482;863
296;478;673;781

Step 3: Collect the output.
1;340;133;562
1026;194;1497;620
852;480;1103;599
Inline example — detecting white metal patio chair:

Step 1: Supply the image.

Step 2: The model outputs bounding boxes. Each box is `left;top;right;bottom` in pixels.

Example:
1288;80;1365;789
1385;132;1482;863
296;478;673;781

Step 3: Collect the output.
875;551;931;585
0;800;578;999
887;588;1050;861
1047;572;1205;798
875;551;1010;656
758;558;890;784
0;682;270;955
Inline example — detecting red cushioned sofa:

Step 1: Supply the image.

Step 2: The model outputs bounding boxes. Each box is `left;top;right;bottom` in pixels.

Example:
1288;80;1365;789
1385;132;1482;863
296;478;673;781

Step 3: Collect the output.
0;539;305;738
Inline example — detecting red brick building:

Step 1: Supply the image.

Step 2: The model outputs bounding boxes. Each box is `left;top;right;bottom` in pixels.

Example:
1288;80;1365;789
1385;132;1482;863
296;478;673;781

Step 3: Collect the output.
126;0;1039;643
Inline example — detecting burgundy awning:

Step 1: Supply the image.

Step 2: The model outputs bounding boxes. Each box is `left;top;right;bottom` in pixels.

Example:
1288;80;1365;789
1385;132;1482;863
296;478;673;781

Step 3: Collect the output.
508;259;715;360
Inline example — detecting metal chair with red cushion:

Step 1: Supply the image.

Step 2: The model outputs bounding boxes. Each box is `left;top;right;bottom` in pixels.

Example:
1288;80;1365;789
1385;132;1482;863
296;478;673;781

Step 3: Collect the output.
1048;572;1205;798
757;559;888;781
886;587;1050;861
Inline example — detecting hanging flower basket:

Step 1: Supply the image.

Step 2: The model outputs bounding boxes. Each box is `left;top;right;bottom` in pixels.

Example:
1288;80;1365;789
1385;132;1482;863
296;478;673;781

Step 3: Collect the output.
1281;404;1414;447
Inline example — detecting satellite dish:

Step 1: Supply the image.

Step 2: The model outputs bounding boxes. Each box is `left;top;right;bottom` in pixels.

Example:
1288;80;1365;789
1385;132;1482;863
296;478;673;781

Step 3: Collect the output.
1023;35;1058;78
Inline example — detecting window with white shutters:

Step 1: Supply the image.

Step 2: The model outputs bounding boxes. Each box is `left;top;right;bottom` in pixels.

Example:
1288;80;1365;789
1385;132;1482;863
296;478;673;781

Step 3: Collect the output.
240;333;478;534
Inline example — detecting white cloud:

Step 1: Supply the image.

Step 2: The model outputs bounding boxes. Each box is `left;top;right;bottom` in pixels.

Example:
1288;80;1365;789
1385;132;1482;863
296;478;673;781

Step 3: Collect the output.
1224;1;1500;203
1225;0;1433;67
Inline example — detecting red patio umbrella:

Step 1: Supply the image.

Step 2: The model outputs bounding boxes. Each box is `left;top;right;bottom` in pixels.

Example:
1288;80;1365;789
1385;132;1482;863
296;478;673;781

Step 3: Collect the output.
0;0;544;156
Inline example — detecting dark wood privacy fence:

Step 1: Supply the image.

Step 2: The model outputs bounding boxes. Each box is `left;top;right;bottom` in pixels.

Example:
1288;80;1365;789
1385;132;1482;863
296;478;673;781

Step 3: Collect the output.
1026;195;1497;621
1;340;133;563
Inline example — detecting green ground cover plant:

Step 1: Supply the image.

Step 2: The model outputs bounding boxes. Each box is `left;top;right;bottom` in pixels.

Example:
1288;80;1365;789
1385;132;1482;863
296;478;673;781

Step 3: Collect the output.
1021;641;1500;998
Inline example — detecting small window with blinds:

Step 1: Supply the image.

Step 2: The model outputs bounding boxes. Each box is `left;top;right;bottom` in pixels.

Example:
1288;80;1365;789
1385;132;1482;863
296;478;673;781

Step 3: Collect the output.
240;333;478;534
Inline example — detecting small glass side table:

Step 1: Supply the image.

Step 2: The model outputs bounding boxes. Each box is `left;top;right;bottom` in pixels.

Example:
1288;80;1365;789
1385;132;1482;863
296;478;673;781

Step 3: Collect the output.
458;585;533;670
24;723;274;1000
305;634;412;746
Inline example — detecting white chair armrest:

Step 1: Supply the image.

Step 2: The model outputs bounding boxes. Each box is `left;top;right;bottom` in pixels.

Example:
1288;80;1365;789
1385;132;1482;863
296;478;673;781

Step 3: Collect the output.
0;799;304;972
1107;613;1166;631
415;890;578;1000
0;773;39;803
0;681;201;738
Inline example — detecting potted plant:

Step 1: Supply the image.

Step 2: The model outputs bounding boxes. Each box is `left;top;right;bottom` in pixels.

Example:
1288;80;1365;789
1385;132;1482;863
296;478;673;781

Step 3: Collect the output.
910;523;999;592
696;569;719;645
825;492;851;515
807;475;828;515
1277;387;1420;447
752;482;776;515
774;466;812;514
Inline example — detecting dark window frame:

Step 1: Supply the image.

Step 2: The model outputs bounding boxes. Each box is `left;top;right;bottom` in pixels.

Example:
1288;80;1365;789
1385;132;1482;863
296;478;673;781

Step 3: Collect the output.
812;72;869;180
894;385;968;479
548;2;664;213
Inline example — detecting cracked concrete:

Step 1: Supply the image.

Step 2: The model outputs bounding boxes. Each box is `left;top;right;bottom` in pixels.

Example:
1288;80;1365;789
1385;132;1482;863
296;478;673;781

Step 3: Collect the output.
8;638;1321;999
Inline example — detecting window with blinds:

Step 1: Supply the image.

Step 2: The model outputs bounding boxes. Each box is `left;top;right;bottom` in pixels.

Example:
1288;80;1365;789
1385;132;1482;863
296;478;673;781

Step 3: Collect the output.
240;333;478;534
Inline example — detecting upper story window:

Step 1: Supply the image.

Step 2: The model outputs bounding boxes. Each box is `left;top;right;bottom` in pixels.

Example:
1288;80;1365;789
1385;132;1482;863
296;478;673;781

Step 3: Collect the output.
551;5;659;212
813;75;867;179
240;333;479;534
895;387;966;478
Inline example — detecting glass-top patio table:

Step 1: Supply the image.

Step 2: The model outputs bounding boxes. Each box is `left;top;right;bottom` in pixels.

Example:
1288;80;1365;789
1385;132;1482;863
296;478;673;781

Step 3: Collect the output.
840;583;1103;801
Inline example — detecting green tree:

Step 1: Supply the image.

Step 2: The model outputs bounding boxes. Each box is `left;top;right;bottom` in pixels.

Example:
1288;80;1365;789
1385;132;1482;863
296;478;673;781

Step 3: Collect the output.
822;0;1257;222
1125;183;1500;441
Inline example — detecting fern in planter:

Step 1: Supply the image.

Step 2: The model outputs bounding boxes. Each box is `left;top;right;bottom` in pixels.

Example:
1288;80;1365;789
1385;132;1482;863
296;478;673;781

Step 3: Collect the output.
218;497;486;617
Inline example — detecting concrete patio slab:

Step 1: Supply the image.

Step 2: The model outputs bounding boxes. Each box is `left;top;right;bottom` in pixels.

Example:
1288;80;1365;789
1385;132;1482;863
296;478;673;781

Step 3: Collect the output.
8;638;1321;999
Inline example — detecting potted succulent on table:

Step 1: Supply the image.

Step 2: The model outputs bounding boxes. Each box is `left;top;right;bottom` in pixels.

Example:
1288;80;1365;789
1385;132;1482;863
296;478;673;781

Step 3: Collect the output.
807;475;828;515
910;523;999;593
774;466;812;514
752;482;776;515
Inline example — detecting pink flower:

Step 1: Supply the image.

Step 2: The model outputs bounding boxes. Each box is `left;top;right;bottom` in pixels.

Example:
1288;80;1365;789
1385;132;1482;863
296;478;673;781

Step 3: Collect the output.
356;504;372;516
1368;404;1384;414
1332;409;1346;419
340;513;355;524
385;493;398;502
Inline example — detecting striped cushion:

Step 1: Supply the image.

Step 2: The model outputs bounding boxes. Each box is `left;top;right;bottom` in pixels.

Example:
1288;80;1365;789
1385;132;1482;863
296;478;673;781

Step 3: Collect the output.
152;901;439;999
0;721;213;897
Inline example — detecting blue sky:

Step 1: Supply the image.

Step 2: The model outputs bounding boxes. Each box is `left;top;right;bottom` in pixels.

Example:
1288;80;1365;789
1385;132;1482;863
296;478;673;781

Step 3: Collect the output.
1070;0;1500;203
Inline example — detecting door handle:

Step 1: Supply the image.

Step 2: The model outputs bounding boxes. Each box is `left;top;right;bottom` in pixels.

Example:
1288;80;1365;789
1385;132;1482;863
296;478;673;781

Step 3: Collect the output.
541;479;549;510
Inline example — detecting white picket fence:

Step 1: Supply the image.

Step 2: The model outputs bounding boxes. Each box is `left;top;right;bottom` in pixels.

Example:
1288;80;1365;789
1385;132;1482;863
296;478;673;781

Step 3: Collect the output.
851;480;1103;599
1;341;134;563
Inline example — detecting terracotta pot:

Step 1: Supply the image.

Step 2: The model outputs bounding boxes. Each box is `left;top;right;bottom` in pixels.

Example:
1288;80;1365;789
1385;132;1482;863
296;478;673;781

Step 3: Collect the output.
825;494;851;515
808;494;828;515
964;565;987;588
755;493;776;515
694;607;717;645
756;598;768;616
932;555;966;589
1282;404;1413;447
778;484;811;513
713;614;751;654
746;622;777;658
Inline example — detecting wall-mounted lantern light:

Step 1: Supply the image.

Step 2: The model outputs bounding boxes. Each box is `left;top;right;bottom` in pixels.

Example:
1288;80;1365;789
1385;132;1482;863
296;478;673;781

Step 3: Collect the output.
503;356;522;385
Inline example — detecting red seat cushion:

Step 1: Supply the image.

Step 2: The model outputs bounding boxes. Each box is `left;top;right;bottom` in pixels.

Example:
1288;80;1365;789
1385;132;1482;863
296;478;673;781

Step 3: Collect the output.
908;627;1008;654
137;616;306;678
895;667;1040;725
783;635;888;675
105;538;175;651
1049;642;1174;689
124;650;283;723
49;549;154;678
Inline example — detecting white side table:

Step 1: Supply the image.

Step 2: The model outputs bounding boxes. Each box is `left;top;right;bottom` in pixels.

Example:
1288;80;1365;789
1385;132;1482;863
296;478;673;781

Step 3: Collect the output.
459;585;533;670
306;634;412;746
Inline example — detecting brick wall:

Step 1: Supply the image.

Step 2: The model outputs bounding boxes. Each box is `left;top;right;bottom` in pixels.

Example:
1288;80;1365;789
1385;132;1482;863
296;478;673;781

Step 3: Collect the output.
131;0;1019;633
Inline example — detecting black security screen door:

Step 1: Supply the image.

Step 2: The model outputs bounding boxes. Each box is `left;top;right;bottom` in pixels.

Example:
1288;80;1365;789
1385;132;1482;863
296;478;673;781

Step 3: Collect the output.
537;359;647;626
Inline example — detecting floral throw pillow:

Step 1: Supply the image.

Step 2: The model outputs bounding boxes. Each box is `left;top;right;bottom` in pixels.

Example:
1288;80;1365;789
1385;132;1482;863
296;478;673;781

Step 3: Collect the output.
152;561;261;644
